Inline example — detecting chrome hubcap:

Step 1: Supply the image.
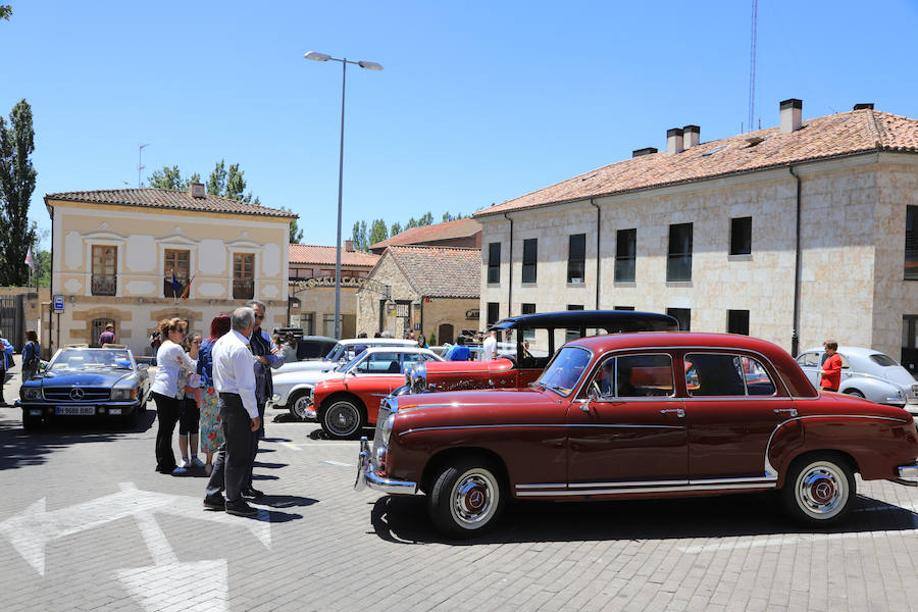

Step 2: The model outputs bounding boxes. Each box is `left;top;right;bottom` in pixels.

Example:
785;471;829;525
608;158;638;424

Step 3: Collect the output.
796;462;846;518
325;402;358;436
292;396;312;419
450;469;498;528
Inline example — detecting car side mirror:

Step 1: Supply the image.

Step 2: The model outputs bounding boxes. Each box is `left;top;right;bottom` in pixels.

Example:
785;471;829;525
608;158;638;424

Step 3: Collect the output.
38;361;49;372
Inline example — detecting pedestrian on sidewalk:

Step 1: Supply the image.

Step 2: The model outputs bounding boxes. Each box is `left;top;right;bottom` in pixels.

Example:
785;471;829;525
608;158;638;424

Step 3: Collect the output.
21;331;40;382
242;300;284;500
150;318;198;475
481;330;498;361
199;314;231;476
203;307;261;517
0;335;12;407
174;333;204;474
99;323;116;347
820;340;843;393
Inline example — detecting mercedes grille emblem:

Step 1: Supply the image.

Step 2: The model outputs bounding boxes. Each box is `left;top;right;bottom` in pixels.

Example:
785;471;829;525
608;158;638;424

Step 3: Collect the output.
69;388;85;401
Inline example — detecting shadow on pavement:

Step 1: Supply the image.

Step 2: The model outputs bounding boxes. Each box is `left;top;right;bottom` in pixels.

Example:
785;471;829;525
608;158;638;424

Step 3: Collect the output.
369;492;918;545
0;409;156;471
252;474;279;481
253;461;287;469
308;427;372;441
255;495;319;509
252;508;305;523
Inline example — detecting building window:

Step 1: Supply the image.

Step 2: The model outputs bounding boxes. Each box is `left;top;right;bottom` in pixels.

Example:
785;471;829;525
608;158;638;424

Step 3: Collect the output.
567;234;586;283
486;302;500;326
566;304;584;341
322;314;339;338
614;228;636;283
521;303;536;340
906;206;918;280
614;306;635;311
730;217;752;256
300;312;315;335
667;223;693;282
233;253;255;300
91;245;117;296
163;249;190;298
522;238;538;284
487;242;501;284
727;309;750;335
667;307;691;331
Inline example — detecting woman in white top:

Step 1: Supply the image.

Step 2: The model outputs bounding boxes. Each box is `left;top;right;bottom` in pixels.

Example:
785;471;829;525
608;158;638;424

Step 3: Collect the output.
151;318;199;474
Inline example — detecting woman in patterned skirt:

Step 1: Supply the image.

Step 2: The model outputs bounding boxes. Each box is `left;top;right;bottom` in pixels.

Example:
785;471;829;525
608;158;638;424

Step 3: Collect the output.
197;313;231;475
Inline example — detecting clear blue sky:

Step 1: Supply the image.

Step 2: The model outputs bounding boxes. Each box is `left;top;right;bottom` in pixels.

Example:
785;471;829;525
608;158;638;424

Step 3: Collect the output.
3;0;917;249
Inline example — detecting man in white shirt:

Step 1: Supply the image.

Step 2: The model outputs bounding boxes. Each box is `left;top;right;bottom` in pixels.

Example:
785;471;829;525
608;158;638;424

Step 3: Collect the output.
481;330;498;361
204;307;261;517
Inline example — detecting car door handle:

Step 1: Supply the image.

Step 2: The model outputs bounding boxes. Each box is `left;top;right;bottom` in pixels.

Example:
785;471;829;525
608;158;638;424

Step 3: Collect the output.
659;408;685;418
773;408;798;417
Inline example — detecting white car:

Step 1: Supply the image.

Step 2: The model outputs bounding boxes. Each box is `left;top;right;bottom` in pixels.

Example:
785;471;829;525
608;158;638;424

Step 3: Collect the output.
274;338;418;376
272;346;443;420
797;345;918;416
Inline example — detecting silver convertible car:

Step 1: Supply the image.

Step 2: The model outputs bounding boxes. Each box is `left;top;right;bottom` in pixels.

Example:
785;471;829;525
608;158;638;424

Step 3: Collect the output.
796;345;918;417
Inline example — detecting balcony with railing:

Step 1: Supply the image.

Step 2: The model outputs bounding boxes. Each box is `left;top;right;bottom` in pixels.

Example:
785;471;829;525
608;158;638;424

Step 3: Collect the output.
233;278;255;300
91;275;117;296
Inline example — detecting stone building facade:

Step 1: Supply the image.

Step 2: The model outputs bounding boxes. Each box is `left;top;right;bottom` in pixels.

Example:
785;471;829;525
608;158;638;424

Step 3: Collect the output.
477;100;918;370
288;243;379;338
356;246;480;344
46;185;294;356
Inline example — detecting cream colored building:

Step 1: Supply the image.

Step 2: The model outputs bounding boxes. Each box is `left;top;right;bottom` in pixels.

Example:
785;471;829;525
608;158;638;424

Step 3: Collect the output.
357;246;480;344
46;184;295;356
288;243;379;338
477;99;918;371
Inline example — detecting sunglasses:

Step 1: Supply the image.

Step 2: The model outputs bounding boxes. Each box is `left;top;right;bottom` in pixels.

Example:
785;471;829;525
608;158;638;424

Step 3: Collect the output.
254;314;264;320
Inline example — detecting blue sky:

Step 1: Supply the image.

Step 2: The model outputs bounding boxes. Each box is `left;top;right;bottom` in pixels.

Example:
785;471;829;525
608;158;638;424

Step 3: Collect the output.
2;0;917;249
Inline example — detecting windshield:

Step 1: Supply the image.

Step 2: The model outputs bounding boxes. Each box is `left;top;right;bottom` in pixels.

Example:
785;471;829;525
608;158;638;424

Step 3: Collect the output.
869;353;898;367
51;349;133;371
325;344;345;362
536;347;591;396
337;350;368;373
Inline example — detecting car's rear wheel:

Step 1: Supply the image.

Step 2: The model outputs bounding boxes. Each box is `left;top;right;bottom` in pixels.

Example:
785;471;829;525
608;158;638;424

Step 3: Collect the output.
320;397;364;439
782;453;855;525
428;457;507;538
843;389;865;399
288;390;313;421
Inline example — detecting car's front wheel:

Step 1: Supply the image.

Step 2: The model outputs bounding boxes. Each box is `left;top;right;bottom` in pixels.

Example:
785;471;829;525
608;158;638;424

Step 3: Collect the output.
22;414;42;431
782;453;855;526
320;397;365;439
428;457;507;538
288;390;313;421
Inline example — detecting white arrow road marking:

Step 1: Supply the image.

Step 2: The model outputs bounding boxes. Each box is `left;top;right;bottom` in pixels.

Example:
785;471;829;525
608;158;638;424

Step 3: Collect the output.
321;460;354;467
280;442;303;451
0;482;271;576
118;560;228;612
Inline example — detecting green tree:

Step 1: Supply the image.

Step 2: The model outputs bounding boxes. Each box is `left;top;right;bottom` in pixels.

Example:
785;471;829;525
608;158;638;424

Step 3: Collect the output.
207;160;227;196
0;99;37;286
147;165;200;190
389;222;402;237
284;208;303;244
351;220;368;251
33;249;51;287
225;163;246;200
0;5;11;20
418;211;434;226
368;219;388;246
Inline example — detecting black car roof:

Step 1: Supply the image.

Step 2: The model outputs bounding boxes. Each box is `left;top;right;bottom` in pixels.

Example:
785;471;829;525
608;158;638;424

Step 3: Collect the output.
489;310;678;333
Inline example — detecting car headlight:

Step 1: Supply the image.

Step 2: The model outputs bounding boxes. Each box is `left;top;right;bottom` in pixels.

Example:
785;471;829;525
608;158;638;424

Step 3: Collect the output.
21;387;42;401
406;362;427;394
111;388;138;401
380;414;396;444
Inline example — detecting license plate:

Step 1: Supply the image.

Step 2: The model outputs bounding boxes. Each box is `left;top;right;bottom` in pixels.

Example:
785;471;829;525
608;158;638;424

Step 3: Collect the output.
55;405;96;416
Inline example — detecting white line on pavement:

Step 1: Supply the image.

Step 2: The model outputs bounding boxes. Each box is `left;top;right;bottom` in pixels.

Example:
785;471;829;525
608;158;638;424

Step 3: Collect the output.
679;528;918;554
322;460;354;467
280;442;303;451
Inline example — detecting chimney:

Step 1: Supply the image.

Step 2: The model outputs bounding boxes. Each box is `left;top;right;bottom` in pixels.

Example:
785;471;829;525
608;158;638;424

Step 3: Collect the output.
666;128;684;154
632;147;658;158
779;98;803;133
683;125;700;148
344;240;355;252
189;182;206;199
853;103;874;111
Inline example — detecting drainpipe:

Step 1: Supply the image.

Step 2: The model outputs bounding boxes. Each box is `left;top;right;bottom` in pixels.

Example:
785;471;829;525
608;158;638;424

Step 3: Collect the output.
503;212;514;317
789;166;802;357
590;198;601;309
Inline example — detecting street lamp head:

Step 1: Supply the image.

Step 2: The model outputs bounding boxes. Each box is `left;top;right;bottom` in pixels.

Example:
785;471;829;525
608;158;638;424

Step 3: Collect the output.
304;51;332;62
357;60;384;71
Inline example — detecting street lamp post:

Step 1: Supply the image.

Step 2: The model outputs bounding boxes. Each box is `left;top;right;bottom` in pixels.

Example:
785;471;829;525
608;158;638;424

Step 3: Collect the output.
304;50;383;339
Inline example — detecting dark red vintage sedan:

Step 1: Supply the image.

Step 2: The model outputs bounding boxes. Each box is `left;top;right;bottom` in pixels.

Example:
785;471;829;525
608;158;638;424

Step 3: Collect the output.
355;332;918;537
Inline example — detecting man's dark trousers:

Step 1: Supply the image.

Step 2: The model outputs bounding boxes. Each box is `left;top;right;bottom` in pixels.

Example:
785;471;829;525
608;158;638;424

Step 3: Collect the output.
206;393;255;503
244;402;266;489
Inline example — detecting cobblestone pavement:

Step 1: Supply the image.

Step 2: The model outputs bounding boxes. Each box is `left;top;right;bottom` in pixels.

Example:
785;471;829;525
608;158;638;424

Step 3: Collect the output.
1;378;918;611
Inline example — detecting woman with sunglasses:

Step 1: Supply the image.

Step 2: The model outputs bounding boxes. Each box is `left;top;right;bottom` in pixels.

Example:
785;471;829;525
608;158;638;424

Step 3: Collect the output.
150;318;199;474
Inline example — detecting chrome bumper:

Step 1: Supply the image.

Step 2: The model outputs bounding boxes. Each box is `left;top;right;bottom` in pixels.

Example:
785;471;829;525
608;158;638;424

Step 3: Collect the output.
897;462;918;483
354;437;419;495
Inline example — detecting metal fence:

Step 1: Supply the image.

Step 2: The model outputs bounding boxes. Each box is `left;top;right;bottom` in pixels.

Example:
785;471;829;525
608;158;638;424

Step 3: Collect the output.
0;294;25;351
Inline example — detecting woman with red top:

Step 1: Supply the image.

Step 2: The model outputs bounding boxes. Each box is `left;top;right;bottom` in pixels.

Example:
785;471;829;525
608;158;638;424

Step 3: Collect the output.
197;313;232;475
820;340;843;392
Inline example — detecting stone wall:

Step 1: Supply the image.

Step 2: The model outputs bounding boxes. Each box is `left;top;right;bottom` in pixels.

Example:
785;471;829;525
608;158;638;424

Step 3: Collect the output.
356;254;418;338
420;298;479;345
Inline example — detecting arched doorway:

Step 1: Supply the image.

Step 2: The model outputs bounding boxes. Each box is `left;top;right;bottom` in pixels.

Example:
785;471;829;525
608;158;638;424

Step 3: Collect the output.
438;323;455;345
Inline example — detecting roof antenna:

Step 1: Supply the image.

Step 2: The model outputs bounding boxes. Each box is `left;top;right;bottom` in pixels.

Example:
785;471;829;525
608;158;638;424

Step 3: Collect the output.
747;0;758;133
137;143;149;187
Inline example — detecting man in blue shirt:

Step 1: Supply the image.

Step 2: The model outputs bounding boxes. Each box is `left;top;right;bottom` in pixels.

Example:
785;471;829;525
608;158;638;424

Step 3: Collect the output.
445;336;471;362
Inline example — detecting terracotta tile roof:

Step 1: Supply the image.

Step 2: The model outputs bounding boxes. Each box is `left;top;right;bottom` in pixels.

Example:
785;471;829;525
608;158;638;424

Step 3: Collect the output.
383;246;480;298
288;244;379;267
476;108;918;217
46;188;297;218
369;217;481;250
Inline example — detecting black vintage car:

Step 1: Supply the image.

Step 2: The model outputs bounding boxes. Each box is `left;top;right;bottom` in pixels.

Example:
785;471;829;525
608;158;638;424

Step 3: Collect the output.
16;347;151;430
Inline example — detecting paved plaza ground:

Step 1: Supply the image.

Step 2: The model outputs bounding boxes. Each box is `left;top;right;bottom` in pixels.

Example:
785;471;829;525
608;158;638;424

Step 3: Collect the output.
1;366;918;611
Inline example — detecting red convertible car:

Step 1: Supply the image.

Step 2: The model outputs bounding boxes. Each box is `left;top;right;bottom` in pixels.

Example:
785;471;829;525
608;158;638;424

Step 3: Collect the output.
355;332;918;537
